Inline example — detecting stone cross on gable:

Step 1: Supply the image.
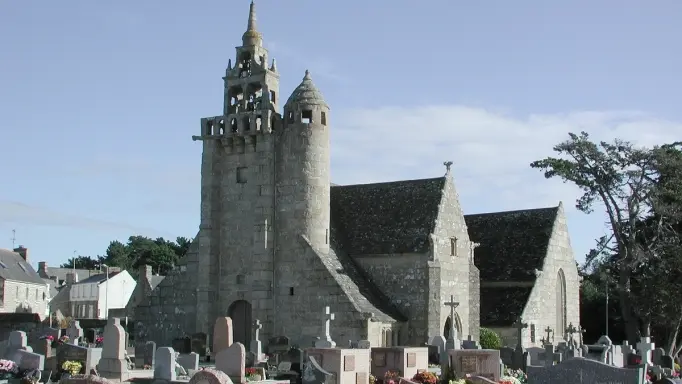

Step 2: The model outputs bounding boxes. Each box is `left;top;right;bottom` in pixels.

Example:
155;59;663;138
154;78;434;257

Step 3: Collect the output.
512;317;528;351
443;295;459;341
544;326;553;344
443;161;453;172
66;319;83;345
253;319;262;341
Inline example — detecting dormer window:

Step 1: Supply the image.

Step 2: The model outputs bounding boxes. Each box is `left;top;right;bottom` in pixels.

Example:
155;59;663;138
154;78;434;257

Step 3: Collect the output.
301;110;313;124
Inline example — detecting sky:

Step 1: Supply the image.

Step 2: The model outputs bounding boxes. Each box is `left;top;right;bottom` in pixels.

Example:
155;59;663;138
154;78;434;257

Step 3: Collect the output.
1;0;682;271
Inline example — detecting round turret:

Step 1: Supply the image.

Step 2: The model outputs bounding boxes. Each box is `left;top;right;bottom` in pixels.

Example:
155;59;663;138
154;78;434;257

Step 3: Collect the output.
283;70;329;127
284;70;329;108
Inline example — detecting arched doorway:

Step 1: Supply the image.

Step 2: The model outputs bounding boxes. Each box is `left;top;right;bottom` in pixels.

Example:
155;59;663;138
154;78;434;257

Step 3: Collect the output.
443;314;463;339
228;300;253;346
556;269;567;340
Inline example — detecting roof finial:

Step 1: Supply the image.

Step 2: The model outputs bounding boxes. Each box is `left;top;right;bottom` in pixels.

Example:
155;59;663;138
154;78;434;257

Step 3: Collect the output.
242;1;262;46
444;161;453;173
304;69;311;80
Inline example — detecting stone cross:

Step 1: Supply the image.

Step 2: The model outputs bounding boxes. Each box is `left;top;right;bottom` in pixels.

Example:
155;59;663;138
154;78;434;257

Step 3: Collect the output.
544;326;553;344
636;337;655;366
578;325;585;346
443;161;453;172
444;295;459;339
512;317;528;351
323;307;335;340
565;323;578;348
540;337;547;345
66;320;83;345
253;319;262;341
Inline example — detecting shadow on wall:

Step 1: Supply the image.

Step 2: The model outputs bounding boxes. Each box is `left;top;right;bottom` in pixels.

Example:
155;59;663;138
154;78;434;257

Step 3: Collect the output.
15;304;33;313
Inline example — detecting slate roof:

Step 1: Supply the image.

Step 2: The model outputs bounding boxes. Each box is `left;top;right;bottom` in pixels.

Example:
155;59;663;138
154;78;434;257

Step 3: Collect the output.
479;286;535;326
465;206;559;282
330;177;446;255
0;249;46;285
41;266;101;284
73;272;121;285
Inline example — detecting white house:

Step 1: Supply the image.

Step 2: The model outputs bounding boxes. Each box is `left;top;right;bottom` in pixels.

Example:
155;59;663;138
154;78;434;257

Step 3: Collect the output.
69;269;136;319
0;247;50;320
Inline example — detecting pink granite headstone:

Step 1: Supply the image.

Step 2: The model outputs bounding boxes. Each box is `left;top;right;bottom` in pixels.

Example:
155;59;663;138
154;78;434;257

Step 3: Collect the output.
215;342;245;383
188;368;233;384
213;317;234;355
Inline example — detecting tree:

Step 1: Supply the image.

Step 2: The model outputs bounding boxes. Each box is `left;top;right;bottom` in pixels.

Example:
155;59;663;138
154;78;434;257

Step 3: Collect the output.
530;132;682;345
59;255;103;270
98;235;193;276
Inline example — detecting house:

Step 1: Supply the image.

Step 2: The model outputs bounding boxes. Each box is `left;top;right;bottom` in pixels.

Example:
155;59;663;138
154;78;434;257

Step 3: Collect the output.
0;247;50;320
69;269;136;319
38;261;106;319
109;264;165;320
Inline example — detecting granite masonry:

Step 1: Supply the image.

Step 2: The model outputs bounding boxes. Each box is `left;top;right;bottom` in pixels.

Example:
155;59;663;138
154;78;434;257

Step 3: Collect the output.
134;1;581;350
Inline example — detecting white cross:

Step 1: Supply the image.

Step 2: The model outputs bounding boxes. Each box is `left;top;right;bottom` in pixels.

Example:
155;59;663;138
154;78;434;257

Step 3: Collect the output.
324;306;335;339
444;295;459;340
636;337;655;366
253;319;262;341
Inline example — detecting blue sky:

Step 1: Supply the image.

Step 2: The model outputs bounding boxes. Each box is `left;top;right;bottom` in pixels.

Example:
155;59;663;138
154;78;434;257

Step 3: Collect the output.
1;1;681;270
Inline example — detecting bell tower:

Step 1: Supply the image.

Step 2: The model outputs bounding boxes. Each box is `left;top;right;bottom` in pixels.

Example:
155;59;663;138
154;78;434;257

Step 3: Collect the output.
221;0;279;134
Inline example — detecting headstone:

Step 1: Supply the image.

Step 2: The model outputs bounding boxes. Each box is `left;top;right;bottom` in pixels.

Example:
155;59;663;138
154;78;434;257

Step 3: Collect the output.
172;337;191;354
511;317;528;370
660;355;674;370
5;330;32;359
370;347;427;380
143;341;156;368
154;347;176;381
652;348;665;365
636;337;655;366
96;318;129;381
249;319;265;363
462;335;479;350
177;352;199;371
7;348;45;371
526;357;645;384
215;342;245;383
314;307;336;348
268;336;291;357
66;321;84;346
134;343;145;369
213;317;234;355
188;367;233;384
191;332;209;356
301;355;333;384
84;329;96;345
56;344;102;374
58;374;115;384
448;349;501;382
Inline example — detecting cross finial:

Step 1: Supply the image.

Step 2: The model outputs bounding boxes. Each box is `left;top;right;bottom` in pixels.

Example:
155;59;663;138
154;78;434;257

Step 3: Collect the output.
544;326;553;343
444;161;453;173
253;319;262;341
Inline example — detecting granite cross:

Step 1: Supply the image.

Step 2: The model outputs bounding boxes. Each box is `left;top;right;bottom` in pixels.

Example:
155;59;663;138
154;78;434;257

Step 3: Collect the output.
444;295;459;340
443;161;453;172
512;317;528;350
544;326;553;344
66;319;83;345
323;306;335;340
253;319;262;341
636;337;655;366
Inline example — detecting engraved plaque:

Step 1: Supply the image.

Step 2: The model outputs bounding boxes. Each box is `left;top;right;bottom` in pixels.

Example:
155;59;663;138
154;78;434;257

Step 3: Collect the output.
407;353;416;368
374;352;386;367
460;355;478;373
344;355;356;371
356;372;368;384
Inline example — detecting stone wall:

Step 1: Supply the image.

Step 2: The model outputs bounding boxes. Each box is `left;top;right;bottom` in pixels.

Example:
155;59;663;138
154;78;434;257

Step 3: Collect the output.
0;279;49;320
519;202;581;348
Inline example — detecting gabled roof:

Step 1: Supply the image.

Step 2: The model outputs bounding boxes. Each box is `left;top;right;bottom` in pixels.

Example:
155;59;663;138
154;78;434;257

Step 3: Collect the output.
73;271;121;285
466;206;559;282
330;177;446;255
41;266;101;283
479;286;534;326
0;249;45;285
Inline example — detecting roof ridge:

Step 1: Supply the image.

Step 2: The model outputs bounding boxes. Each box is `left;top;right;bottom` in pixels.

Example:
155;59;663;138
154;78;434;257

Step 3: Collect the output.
465;205;559;217
331;176;445;188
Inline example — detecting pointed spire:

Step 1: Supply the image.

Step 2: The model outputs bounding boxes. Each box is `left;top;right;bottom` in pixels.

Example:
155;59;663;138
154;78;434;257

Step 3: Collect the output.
227;59;232;70
303;69;311;81
242;1;262;46
270;58;277;72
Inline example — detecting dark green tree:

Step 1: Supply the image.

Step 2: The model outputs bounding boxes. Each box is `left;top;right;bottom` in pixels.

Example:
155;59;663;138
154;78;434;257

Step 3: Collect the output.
59;255;103;269
98;235;193;276
531;132;682;347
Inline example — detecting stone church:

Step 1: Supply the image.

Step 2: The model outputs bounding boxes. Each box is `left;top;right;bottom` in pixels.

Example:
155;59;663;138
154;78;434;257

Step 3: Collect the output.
135;2;580;350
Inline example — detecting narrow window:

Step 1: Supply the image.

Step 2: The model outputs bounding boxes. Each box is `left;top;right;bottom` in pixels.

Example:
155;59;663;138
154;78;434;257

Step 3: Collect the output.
236;274;245;284
301;110;313;124
530;324;536;343
230;118;238;133
450;238;457;256
237;167;247;184
218;119;225;135
325;229;329;244
206;121;213;136
270;90;276;103
287;111;294;123
321;111;327;126
289;287;294;296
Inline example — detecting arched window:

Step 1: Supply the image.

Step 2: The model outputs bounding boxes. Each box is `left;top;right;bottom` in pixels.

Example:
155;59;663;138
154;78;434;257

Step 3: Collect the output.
556;269;567;339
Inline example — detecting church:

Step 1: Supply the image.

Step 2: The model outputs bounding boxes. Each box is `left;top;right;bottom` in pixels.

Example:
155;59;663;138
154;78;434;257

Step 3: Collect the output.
135;2;580;350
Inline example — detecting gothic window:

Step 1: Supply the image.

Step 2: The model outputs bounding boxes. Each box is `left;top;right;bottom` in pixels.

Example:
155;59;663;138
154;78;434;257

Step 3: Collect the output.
530;324;536;343
450;238;457;256
321;111;327;126
556;269;567;338
270;90;276;104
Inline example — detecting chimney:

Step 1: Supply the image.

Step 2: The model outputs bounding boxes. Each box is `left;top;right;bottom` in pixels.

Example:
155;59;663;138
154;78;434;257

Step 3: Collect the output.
65;272;76;285
13;246;28;262
38;261;48;277
140;264;153;283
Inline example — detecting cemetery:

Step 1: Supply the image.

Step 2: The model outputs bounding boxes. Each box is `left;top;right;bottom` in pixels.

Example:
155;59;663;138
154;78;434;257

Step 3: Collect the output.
0;301;679;384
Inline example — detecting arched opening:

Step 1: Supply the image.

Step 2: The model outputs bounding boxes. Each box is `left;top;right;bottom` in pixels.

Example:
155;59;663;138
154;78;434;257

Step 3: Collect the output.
556;269;567;339
443;314;463;339
228;300;253;346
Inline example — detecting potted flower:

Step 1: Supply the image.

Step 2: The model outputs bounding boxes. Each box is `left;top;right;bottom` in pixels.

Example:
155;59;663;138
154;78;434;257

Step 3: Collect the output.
0;359;18;380
384;370;400;384
95;336;103;347
245;368;262;381
412;371;438;384
61;361;82;376
59;336;70;345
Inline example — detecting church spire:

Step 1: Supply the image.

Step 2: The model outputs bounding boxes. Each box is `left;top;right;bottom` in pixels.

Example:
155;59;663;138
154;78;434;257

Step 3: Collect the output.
242;1;262;46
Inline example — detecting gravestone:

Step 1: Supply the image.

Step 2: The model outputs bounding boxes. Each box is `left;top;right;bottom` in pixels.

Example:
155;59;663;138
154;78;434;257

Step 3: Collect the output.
143;341;156;368
5;330;32;359
314;307;336;348
526;357;645;384
97;318;129;381
177;352;199;371
301;355;333;384
154;347;176;381
66;321;84;345
462;335;479;349
172;337;191;354
637;337;655;366
188;367;233;384
191;332;209;356
214;317;234;356
268;336;291;357
249;319;265;364
444;296;461;350
215;342;245;383
448;349;500;382
56;344;102;374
